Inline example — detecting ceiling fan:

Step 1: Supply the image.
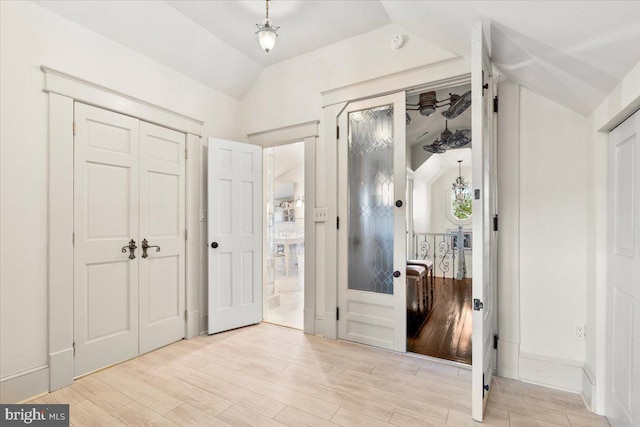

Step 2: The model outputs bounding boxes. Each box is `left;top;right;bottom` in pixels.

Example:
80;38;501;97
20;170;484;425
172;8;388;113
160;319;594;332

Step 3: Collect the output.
406;90;471;119
423;120;471;153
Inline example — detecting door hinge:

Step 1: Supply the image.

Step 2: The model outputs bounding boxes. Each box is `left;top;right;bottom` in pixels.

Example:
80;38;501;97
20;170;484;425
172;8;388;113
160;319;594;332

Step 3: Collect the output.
336;307;339;321
72;342;76;356
73;121;77;136
493;215;498;231
493;96;498;113
474;189;480;200
483;373;489;397
336;125;340;139
493;335;499;350
185;229;188;241
184;310;188;321
473;298;483;311
72;232;75;246
185;148;188;160
337;216;340;230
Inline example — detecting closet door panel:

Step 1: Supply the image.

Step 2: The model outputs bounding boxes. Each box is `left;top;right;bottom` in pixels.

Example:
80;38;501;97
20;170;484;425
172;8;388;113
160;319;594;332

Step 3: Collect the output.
139;121;186;354
73;103;140;377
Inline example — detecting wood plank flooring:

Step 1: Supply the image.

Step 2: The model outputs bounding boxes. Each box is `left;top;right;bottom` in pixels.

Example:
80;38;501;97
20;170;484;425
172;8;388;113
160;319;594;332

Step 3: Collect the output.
30;323;608;426
408;278;473;364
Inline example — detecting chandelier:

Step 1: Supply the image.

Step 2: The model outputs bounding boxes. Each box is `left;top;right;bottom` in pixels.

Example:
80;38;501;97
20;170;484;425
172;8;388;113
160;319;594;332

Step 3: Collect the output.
255;0;279;53
452;160;469;201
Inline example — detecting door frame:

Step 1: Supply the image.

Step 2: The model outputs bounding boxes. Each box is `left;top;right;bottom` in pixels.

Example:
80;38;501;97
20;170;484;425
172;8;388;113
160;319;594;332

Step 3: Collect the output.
247;121;319;335
322;68;472;341
43;66;203;391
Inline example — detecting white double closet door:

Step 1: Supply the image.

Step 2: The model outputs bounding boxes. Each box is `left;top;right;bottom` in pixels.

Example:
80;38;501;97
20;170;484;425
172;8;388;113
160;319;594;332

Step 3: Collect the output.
73;103;186;377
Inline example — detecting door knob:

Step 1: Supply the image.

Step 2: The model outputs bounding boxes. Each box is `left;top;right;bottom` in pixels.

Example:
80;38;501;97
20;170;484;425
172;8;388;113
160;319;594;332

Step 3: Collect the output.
211;242;219;249
141;238;160;259
121;239;137;260
393;270;401;278
395;200;403;207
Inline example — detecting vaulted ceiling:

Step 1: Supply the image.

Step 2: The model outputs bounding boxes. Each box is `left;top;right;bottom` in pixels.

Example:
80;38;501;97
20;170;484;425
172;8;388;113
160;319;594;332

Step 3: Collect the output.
35;0;640;116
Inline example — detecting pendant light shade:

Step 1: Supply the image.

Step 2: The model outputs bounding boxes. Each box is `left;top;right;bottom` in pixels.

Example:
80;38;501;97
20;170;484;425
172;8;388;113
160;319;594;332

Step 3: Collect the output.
256;0;279;53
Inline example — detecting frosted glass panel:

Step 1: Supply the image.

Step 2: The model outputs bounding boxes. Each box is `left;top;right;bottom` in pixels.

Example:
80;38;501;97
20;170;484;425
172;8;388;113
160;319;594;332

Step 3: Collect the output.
348;105;394;294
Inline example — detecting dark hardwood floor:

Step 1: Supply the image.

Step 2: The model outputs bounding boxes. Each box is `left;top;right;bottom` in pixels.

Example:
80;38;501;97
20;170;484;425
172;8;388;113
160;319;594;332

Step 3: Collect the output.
407;277;473;364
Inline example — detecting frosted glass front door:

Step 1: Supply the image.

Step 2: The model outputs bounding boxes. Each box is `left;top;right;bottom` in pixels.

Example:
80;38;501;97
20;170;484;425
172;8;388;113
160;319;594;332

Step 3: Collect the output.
337;92;406;352
348;106;395;295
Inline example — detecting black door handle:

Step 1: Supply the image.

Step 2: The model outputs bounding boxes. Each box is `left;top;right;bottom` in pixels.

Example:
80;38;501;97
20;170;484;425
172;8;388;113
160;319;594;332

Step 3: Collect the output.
121;239;137;260
211;242;219;249
395;200;403;207
141;239;160;259
393;270;401;278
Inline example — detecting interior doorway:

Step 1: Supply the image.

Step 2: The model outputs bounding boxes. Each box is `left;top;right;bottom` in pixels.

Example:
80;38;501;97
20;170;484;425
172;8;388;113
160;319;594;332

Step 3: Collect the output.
263;142;305;330
405;84;473;364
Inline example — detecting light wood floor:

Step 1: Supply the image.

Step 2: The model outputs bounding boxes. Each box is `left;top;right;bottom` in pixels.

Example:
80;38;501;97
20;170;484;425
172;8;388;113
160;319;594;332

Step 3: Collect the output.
408;278;473;364
30;323;608;426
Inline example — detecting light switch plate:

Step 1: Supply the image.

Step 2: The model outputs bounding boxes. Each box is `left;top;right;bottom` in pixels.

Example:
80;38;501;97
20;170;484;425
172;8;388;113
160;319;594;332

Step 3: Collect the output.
314;207;329;222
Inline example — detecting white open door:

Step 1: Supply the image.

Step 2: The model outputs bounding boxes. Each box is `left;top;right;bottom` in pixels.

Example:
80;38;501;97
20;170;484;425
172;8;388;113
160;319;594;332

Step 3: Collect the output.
208;138;263;334
471;22;498;421
337;92;407;352
606;110;640;427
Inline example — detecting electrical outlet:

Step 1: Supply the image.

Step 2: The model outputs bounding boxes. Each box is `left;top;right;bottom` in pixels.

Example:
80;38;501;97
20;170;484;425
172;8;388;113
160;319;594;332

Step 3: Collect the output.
574;324;586;340
199;210;207;222
314;207;329;222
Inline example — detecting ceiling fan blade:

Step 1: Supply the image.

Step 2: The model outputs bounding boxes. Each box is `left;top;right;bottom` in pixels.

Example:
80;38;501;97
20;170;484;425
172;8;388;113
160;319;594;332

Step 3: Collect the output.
442;90;471;120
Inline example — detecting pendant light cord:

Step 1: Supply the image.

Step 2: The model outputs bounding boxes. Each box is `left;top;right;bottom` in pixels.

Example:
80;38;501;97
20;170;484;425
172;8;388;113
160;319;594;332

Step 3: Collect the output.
265;0;269;20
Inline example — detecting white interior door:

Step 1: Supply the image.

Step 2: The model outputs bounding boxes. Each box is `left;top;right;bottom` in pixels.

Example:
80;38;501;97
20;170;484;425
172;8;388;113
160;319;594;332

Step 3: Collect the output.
138;121;186;354
606;110;640;427
208;138;263;334
73;103;140;377
471;21;498;422
337;92;407;352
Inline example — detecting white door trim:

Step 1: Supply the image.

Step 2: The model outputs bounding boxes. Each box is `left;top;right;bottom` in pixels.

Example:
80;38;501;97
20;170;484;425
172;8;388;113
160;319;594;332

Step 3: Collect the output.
246;122;318;335
44;67;203;391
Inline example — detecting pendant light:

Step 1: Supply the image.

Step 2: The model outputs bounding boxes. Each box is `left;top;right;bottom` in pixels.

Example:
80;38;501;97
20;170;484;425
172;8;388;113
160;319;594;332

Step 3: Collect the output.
452;160;469;201
255;0;279;53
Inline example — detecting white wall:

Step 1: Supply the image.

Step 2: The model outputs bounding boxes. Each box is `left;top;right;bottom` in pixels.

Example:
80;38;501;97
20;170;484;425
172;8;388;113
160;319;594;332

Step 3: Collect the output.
242;23;456;135
427;165;472;234
518;87;589;386
0;1;242;398
240;23;461;338
423;165;473;279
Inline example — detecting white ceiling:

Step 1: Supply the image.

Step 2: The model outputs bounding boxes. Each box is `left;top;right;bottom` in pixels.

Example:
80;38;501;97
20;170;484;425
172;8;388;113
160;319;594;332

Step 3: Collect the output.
382;1;640;116
167;1;392;67
34;1;640;115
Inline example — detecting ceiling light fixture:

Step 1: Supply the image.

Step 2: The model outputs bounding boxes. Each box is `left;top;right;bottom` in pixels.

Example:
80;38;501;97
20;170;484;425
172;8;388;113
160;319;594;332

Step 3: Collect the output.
452;160;469;201
255;0;279;53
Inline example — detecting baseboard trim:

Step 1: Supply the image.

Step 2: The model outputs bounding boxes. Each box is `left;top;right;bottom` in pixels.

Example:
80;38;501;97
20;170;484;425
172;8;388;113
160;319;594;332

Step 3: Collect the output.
186;309;200;339
304;307;315;335
49;348;73;391
497;339;519;379
199;313;208;335
581;364;596;412
519;352;583;393
0;365;49;403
